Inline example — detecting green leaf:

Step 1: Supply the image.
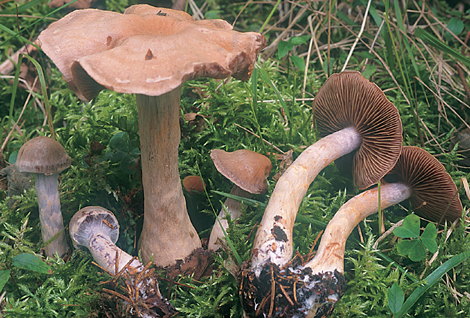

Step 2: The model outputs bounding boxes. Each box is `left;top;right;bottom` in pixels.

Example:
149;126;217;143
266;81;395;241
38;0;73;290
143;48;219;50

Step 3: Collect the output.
420;223;438;253
393;214;420;238
290;55;306;71
394;250;470;318
288;35;311;46
8;150;18;164
447;17;464;37
278;41;293;59
12;254;52;274
388;282;404;314
205;10;222;20
0;270;11;293
109;132;129;151
397;239;426;262
361;64;376;79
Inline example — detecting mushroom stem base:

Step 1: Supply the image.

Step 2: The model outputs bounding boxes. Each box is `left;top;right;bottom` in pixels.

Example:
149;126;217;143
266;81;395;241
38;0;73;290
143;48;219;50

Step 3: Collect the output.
240;259;345;318
137;89;201;267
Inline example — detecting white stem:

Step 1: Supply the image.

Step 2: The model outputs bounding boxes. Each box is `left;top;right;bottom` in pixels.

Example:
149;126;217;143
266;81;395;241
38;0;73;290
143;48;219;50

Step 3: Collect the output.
88;233;143;274
208;186;252;250
35;173;68;257
305;182;411;274
251;127;361;275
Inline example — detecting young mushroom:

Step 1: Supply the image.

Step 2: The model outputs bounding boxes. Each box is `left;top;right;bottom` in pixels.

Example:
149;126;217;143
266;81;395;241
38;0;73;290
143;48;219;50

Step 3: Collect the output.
250;71;403;276
37;5;266;267
208;149;272;251
69;206;175;317
15;136;70;257
241;146;463;317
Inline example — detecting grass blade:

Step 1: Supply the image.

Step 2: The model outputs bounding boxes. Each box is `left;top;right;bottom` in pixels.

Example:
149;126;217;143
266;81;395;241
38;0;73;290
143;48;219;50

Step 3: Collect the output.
414;28;470;68
394;250;470;317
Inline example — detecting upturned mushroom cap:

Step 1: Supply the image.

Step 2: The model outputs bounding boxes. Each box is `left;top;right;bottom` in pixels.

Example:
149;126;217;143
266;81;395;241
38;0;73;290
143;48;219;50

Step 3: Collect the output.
313;71;403;189
37;5;266;101
386;146;463;223
69;206;119;250
16;136;71;175
210;149;272;194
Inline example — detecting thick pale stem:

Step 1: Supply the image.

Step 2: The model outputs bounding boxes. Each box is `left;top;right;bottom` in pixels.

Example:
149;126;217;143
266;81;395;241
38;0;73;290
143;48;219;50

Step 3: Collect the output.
137;89;201;267
251;127;361;274
305;182;411;274
35;173;68;257
208;185;252;250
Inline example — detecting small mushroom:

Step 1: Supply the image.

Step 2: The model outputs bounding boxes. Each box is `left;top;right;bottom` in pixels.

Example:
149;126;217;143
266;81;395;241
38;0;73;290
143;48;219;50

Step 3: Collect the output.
15;136;71;257
250;71;403;275
182;175;205;194
69;206;176;316
38;5;266;267
208;149;272;251
241;146;463;317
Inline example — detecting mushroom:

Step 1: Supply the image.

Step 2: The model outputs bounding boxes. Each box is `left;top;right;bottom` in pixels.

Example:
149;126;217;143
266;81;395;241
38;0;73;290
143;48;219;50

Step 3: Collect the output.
182;175;205;194
37;5;266;267
241;146;463;317
15;136;71;257
208;149;272;251
69;206;176;317
250;71;403;275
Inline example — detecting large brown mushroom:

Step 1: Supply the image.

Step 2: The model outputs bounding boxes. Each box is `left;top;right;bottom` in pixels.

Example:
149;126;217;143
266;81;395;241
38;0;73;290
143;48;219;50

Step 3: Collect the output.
250;71;403;275
241;146;463;317
208;149;272;251
37;5;266;267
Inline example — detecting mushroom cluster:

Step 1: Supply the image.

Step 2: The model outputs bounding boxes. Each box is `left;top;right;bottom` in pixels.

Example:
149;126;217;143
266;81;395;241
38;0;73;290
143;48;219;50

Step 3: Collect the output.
38;4;266;267
240;72;463;317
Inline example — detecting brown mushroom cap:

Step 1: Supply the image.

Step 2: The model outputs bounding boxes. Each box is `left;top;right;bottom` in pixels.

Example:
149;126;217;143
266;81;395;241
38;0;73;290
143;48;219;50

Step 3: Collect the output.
182;175;206;194
210;149;272;194
386;146;463;223
38;5;266;101
16;136;71;175
313;71;403;189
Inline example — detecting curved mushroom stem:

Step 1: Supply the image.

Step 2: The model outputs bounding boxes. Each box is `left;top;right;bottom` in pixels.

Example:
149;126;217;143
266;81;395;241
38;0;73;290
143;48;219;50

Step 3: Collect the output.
241;182;412;318
88;233;142;274
85;232;175;317
35;173;68;257
251;127;361;275
208;185;253;251
305;182;411;274
137;89;201;267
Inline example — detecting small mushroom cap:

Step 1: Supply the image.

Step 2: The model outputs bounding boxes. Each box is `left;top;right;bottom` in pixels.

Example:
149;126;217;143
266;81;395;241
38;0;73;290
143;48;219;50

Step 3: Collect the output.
38;5;266;101
210;149;272;194
313;71;403;189
386;146;463;223
182;175;205;194
69;206;119;250
15;136;71;175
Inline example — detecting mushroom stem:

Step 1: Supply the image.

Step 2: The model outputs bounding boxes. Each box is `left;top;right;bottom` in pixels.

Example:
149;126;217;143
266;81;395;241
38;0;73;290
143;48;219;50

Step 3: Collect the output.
136;89;201;267
251;126;361;274
208;185;253;250
88;233;142;274
305;182;411;275
35;173;68;257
